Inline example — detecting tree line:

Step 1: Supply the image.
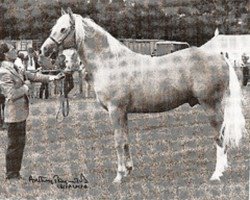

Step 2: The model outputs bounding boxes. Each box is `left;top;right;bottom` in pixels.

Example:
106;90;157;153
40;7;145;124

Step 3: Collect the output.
0;0;249;47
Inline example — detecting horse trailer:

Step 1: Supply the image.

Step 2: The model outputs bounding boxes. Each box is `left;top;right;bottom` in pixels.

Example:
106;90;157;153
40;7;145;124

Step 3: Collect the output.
151;41;190;56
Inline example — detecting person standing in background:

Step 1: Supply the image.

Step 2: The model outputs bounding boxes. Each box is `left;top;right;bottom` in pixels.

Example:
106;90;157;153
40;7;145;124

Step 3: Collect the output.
38;55;55;99
242;53;250;86
14;51;25;72
56;54;74;98
24;48;40;98
0;86;5;130
24;48;39;71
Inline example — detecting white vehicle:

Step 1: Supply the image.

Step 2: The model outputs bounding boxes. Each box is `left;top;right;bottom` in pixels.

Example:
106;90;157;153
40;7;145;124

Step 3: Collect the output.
151;41;190;56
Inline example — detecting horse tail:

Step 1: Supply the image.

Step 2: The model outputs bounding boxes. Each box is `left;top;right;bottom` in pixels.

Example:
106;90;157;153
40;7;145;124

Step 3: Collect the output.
221;55;246;147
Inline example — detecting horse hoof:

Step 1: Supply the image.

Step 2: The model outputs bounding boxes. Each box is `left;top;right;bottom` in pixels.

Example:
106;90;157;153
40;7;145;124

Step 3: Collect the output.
113;173;122;184
210;173;222;181
210;176;220;181
113;177;122;184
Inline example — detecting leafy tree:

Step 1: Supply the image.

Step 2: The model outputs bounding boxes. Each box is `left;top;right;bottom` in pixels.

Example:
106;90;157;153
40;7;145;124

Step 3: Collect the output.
0;0;249;47
143;3;165;39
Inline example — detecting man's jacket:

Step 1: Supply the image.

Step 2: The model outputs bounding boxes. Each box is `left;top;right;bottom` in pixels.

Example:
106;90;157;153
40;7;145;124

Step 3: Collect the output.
0;61;50;123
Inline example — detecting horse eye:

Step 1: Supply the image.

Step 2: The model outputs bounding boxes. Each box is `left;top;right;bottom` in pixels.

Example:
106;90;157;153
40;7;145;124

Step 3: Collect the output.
60;28;66;33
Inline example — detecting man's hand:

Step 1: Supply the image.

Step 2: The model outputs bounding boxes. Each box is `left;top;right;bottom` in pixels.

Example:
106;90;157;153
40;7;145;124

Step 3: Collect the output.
24;80;31;88
49;73;65;81
56;73;65;80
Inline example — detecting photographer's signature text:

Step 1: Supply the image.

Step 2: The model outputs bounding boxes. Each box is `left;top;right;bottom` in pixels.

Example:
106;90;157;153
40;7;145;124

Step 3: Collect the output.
29;173;88;189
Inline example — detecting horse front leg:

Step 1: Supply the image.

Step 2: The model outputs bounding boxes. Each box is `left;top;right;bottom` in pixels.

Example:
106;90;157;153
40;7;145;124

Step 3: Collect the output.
108;105;132;183
123;112;133;177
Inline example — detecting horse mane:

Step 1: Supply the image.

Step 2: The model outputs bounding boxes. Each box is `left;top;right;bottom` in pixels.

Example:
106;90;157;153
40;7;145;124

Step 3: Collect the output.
75;15;131;56
74;15;86;56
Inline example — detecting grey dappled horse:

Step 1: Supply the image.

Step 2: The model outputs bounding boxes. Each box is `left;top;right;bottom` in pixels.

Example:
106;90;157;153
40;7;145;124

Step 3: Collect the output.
40;8;246;183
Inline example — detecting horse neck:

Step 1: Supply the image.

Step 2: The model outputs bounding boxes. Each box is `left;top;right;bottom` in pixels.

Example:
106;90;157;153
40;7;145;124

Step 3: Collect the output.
76;18;133;74
82;32;132;73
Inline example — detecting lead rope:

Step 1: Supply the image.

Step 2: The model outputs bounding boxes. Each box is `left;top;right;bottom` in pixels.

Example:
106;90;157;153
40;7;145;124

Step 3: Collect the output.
56;76;70;122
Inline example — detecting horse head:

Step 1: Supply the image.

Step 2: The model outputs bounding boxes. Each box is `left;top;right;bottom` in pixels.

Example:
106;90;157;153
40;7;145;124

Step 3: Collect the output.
40;8;77;58
40;7;129;67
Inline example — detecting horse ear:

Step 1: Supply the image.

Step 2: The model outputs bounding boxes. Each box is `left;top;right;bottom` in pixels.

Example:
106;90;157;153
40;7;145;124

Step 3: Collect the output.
67;7;75;25
61;8;67;16
214;28;219;37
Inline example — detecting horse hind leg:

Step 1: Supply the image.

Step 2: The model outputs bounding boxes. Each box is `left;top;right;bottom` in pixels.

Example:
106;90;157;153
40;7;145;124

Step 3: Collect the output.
108;105;133;183
200;100;228;181
211;134;228;181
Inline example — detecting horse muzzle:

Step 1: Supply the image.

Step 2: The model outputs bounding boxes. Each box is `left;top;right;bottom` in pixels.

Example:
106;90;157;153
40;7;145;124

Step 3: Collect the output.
40;38;58;58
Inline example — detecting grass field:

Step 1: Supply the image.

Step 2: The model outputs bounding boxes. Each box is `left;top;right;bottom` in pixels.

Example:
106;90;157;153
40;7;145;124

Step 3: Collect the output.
0;84;249;199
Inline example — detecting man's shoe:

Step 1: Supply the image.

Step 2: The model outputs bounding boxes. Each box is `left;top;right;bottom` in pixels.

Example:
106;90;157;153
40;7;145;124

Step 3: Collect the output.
6;175;22;180
5;175;26;185
6;172;22;180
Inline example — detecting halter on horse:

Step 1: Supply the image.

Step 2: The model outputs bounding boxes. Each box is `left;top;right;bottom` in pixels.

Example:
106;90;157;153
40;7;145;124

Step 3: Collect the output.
40;8;246;183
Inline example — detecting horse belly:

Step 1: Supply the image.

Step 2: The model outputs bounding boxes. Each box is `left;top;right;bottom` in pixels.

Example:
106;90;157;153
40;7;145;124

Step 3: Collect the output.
94;62;192;113
128;89;190;113
128;101;186;113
